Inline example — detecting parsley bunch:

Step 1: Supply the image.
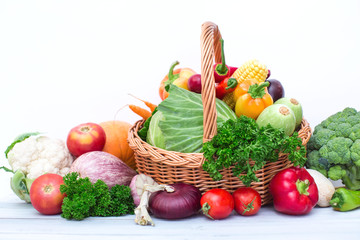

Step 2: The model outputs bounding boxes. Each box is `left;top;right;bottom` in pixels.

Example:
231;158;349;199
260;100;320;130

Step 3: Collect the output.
202;115;306;186
60;172;135;220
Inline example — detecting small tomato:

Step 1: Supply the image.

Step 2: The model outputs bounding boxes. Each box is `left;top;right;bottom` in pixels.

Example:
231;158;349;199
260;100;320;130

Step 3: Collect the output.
200;188;234;220
233;187;262;216
30;173;65;215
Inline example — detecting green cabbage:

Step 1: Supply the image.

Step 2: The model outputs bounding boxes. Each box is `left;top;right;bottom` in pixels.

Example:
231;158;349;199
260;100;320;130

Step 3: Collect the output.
147;85;237;153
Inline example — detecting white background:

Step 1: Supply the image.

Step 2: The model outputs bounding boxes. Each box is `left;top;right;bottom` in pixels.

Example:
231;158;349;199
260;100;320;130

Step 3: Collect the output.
0;0;360;201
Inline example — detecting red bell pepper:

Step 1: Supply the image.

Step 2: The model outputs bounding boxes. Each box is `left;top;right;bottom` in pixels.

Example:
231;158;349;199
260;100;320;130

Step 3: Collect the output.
269;167;318;215
215;77;238;99
213;39;233;83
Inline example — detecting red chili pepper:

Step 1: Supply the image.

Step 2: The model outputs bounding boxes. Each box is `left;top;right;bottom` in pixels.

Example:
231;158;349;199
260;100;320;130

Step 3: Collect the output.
215;77;238;99
213;39;234;83
269;167;319;215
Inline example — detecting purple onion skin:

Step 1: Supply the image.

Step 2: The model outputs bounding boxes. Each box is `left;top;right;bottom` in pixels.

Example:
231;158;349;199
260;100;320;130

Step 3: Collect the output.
266;79;285;102
187;74;202;93
149;183;202;220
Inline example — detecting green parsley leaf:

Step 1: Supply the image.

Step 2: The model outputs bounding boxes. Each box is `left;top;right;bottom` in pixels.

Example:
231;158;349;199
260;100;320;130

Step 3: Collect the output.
202;116;306;186
60;172;135;220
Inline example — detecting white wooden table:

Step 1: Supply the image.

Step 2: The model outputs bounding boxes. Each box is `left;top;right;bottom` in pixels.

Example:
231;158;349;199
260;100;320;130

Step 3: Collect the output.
0;197;359;240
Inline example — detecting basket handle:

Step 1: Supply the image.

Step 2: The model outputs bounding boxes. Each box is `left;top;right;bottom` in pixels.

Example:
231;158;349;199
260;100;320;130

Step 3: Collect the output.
200;22;222;143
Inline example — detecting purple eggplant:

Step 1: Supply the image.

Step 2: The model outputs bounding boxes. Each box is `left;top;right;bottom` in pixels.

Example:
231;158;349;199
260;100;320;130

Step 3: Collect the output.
266;79;285;102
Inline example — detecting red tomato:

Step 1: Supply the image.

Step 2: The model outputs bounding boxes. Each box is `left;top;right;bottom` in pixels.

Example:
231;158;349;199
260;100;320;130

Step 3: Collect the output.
200;188;234;220
233;187;262;216
30;173;66;215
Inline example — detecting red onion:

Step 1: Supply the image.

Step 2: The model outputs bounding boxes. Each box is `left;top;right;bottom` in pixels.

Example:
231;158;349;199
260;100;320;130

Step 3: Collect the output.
70;151;136;188
148;183;202;220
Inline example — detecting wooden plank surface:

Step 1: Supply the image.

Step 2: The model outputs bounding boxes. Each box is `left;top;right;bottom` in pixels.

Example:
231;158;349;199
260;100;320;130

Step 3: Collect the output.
0;200;359;240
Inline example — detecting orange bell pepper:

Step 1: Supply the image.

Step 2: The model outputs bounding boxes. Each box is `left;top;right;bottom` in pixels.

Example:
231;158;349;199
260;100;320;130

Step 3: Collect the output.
159;61;196;100
234;79;273;119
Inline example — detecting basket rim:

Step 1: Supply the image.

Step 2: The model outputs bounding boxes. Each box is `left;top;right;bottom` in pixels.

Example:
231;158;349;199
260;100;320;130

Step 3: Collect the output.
128;117;312;168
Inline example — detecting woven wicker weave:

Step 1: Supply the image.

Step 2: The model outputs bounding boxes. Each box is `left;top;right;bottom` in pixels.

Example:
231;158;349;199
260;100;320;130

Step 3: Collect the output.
127;22;312;205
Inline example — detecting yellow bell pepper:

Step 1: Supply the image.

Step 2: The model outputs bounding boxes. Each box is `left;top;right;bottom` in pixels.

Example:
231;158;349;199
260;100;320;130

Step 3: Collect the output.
234;79;273;119
159;61;196;100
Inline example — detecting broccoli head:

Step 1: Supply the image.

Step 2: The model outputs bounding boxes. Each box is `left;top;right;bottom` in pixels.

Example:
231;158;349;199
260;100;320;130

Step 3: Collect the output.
328;165;347;180
307;127;336;150
306;150;328;177
306;107;360;190
349;124;360;142
318;137;353;164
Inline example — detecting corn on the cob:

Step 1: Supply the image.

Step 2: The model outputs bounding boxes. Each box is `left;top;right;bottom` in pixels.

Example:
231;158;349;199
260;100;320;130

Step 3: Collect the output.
232;59;268;84
222;92;236;110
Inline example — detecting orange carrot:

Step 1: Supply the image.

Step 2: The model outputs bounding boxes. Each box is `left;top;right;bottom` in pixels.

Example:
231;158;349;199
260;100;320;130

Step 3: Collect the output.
129;94;157;112
129;104;152;120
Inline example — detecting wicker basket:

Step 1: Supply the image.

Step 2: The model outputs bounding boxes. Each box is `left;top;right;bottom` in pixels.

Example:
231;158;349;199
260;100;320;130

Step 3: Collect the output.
128;22;312;205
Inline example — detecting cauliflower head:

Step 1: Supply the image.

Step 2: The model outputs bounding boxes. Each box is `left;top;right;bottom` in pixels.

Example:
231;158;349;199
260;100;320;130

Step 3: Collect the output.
7;135;73;179
3;133;73;202
306;107;360;190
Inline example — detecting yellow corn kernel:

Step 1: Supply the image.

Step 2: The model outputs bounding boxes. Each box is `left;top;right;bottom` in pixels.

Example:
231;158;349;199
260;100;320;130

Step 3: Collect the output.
222;92;236;110
232;59;268;84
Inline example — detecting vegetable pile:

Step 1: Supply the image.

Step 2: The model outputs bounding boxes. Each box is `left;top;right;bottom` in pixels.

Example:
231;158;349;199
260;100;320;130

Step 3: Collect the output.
1;29;360;228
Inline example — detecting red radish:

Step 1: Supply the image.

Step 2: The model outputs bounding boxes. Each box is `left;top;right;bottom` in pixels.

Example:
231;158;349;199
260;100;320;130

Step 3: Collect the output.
129;174;159;206
70;151;136;188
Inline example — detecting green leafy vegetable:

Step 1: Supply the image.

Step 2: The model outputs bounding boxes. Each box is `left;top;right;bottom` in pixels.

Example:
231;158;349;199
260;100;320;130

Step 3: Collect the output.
146;84;237;153
4;132;41;158
60;172;135;220
202;115;306;186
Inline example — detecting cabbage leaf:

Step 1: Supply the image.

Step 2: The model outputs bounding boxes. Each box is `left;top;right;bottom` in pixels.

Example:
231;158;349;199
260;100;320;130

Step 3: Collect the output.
147;85;237;153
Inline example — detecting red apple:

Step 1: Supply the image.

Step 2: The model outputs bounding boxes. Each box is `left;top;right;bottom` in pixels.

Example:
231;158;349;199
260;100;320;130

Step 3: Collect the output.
66;122;106;157
30;173;65;215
